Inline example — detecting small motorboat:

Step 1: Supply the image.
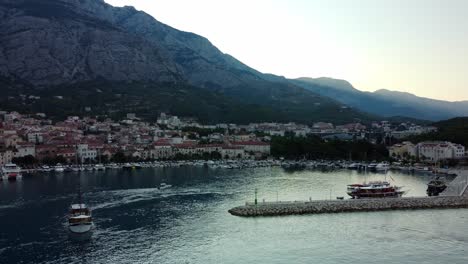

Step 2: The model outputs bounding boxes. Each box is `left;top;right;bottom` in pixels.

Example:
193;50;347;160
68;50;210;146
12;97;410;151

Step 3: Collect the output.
158;183;172;190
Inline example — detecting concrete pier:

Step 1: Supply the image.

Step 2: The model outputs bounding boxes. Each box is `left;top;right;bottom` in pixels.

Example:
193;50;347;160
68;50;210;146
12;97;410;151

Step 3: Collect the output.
229;170;468;217
441;170;468;197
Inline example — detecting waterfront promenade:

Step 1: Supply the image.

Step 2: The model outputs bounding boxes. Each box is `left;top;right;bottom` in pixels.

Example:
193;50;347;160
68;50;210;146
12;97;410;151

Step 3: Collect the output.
229;170;468;217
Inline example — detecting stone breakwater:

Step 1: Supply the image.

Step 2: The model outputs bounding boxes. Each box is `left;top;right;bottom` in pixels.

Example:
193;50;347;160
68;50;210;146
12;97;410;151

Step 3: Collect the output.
228;196;468;217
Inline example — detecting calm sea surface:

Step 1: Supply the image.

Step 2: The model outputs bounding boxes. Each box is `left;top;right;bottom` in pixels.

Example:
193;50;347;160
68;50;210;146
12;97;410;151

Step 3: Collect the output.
1;167;467;264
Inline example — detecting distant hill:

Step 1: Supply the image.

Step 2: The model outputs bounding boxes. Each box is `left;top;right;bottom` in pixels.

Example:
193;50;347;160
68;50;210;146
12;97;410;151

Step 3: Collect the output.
0;0;376;124
405;117;468;147
293;78;468;121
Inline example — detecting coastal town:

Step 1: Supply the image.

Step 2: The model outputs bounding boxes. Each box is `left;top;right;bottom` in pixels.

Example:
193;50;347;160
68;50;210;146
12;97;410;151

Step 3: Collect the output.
0;110;465;169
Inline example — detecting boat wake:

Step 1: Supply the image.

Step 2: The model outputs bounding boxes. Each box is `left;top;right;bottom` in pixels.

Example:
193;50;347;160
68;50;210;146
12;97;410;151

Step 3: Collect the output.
89;187;237;210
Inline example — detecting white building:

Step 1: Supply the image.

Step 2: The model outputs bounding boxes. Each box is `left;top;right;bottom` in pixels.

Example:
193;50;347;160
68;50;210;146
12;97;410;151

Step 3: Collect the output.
416;141;465;162
0;150;14;166
220;146;245;159
231;141;271;155
27;132;44;144
77;144;97;162
15;143;36;158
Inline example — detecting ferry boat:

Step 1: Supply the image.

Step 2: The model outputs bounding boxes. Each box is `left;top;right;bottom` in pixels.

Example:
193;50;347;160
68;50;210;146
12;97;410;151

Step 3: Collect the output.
347;181;405;198
68;203;93;233
1;163;22;181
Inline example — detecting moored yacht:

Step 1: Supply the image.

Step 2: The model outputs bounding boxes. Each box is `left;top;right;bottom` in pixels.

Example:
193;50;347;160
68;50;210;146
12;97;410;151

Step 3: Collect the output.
54;164;65;172
347;181;405;199
94;164;106;171
375;162;390;172
1;163;22;181
427;177;447;196
40;165;53;172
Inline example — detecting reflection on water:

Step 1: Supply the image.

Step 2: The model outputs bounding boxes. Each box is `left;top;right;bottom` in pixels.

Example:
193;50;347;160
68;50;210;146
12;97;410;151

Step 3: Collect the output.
0;167;466;264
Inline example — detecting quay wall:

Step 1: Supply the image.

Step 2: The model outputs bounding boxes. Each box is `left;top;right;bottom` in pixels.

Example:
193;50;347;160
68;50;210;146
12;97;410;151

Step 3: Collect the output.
228;196;468;217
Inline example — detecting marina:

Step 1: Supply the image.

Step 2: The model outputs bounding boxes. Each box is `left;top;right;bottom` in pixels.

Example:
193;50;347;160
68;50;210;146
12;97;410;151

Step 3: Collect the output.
13;159;461;177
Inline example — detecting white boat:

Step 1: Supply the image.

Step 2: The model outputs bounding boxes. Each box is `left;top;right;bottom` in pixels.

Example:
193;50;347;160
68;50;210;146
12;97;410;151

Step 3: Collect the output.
375;162;390;172
68;203;93;234
105;163;119;169
1;163;22;181
40;165;53;172
158;183;172;190
347;163;360;170
54;164;65;172
94;164;106;171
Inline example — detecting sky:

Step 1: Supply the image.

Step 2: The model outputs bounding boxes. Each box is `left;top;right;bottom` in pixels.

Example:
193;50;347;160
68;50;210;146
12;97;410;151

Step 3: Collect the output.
105;0;468;101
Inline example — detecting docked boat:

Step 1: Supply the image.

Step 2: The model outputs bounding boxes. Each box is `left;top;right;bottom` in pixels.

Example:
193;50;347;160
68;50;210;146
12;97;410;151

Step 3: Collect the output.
40;165;53;172
426;177;447;196
122;163;133;170
347;181;405;198
54;164;65;172
68;203;93;234
94;164;106;171
347;163;360;170
1;163;22;181
105;163;120;169
367;163;378;171
375;162;390;172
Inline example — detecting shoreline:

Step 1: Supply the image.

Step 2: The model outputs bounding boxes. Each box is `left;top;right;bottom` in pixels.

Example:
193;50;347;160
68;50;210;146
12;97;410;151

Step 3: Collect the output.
15;159;465;175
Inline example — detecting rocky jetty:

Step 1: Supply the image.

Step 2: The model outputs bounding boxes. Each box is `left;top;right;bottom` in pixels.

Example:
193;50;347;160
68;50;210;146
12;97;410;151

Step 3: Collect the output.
228;196;468;217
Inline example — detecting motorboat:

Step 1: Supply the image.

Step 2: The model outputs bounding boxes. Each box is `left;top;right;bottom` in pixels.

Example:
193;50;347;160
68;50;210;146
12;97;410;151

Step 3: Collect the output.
54;164;65;172
68;203;93;234
1;163;22;181
158;183;172;190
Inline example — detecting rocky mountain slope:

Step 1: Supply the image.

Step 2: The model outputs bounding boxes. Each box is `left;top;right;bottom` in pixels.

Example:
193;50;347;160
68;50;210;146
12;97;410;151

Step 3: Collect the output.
293;78;468;121
0;0;374;124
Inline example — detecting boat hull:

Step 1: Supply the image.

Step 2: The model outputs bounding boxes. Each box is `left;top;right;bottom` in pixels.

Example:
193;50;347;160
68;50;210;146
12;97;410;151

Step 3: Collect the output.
347;191;404;199
69;223;93;234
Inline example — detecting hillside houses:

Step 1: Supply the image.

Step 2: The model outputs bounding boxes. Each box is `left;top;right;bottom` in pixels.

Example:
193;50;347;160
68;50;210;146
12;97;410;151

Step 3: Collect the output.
0;110;447;166
389;141;465;162
0;111;272;165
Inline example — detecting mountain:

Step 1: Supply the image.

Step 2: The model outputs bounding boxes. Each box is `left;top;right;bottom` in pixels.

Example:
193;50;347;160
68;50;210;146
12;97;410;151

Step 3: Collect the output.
405;117;468;147
0;0;375;124
296;77;357;92
293;78;468;121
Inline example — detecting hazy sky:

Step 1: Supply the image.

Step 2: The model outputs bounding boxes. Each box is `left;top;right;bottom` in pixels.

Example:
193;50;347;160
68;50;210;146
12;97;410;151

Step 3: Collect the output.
105;0;468;101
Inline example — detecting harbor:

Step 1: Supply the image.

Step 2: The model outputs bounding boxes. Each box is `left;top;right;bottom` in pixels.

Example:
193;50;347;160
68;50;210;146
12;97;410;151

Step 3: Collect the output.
229;171;468;217
1;164;468;263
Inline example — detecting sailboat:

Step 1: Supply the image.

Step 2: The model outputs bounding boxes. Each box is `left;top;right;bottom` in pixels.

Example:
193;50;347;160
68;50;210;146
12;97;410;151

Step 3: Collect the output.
68;184;93;233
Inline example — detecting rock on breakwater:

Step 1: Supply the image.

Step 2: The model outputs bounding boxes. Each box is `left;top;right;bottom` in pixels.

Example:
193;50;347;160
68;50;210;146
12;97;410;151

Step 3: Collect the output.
228;196;468;217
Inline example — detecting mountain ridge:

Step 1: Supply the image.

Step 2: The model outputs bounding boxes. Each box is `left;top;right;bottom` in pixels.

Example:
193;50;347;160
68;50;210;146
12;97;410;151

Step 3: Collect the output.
0;0;376;124
294;77;468;121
